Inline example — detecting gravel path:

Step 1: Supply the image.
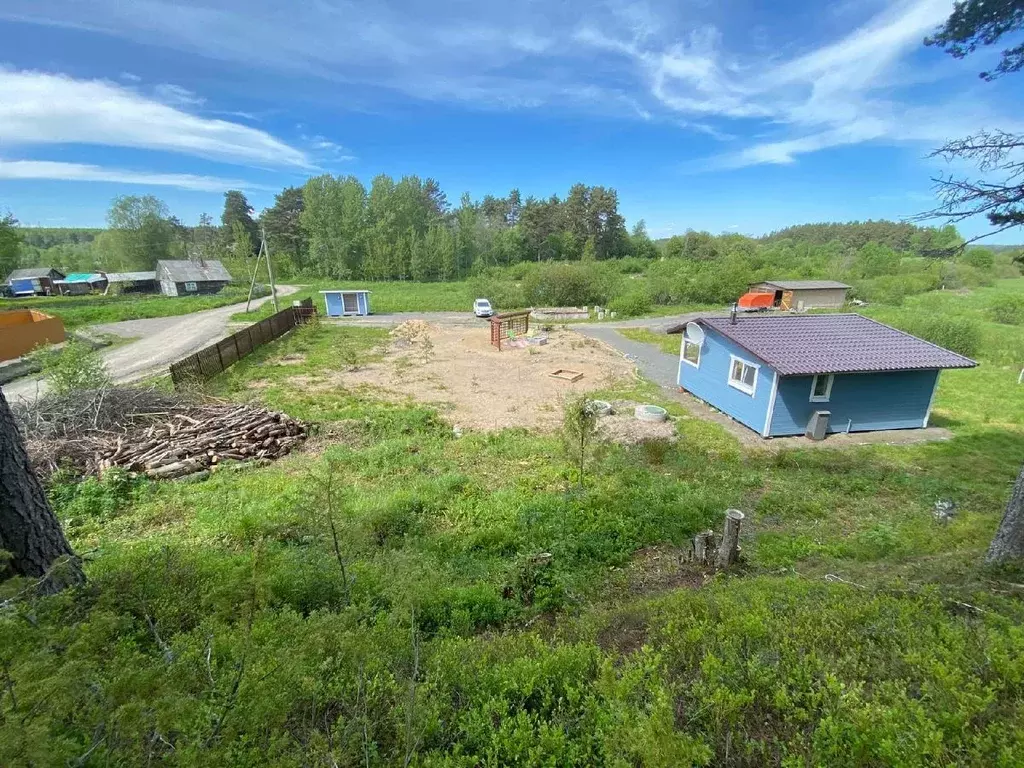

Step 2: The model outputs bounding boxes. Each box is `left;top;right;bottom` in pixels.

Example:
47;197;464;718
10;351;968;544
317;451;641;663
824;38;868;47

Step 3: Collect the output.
573;325;681;389
5;286;299;402
572;311;718;389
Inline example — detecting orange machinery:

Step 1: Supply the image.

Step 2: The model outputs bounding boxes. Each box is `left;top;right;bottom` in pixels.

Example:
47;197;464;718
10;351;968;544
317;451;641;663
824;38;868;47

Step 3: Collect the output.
736;291;775;311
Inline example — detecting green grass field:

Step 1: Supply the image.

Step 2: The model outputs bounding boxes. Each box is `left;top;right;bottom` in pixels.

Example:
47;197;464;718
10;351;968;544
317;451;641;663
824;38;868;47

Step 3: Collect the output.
232;280;477;322
2;285;267;329
2;281;1024;764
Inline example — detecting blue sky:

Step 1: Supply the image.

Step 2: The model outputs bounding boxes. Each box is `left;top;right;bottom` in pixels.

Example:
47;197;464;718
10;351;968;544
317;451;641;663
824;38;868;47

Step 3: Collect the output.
0;0;1021;241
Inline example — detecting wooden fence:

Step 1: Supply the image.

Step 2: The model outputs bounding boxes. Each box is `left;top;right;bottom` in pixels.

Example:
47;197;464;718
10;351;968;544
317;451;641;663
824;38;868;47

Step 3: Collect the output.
169;301;316;389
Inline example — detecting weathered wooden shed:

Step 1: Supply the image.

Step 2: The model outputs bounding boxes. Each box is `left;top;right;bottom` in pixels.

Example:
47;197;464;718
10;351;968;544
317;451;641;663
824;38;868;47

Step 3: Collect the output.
320;290;372;317
55;273;107;295
5;267;65;296
156;260;232;297
104;271;158;294
748;280;851;310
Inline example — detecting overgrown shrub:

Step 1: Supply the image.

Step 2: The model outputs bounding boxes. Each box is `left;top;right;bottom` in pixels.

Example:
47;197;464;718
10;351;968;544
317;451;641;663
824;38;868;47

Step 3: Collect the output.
897;315;982;357
467;274;525;310
989;293;1024;325
608;289;652;317
30;338;111;395
521;262;620;307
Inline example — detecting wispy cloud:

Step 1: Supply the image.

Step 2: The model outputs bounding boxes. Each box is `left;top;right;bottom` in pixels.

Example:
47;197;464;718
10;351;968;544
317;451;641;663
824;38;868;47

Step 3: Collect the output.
153;82;205;107
0;68;310;168
300;133;356;162
0;0;1014;170
0;159;273;192
580;0;981;168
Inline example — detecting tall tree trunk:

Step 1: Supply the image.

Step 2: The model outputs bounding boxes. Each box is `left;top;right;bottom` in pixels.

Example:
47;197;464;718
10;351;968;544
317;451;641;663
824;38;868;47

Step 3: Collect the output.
986;462;1024;565
0;387;84;593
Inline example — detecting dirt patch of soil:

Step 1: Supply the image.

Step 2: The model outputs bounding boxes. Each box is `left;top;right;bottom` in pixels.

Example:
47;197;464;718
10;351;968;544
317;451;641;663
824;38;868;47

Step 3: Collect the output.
598;400;678;445
332;323;635;431
276;353;307;366
621;545;711;596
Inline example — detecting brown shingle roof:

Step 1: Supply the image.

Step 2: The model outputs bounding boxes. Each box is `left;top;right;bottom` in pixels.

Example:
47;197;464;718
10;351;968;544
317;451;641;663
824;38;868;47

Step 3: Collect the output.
697;314;977;376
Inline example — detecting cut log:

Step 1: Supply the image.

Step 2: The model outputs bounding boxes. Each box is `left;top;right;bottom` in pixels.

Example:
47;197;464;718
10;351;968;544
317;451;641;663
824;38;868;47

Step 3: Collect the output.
716;509;745;569
691;530;717;566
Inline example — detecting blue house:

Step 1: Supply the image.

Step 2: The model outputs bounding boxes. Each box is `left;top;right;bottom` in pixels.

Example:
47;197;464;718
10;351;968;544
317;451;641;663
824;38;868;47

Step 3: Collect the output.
675;314;976;438
320;289;372;317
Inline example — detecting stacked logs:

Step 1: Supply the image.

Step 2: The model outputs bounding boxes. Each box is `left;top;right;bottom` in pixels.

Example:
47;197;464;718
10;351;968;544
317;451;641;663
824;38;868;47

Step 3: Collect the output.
95;404;306;479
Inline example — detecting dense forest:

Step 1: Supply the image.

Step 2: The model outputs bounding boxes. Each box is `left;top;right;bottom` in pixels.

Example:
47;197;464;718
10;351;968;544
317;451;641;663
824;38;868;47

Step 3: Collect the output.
2;180;1022;313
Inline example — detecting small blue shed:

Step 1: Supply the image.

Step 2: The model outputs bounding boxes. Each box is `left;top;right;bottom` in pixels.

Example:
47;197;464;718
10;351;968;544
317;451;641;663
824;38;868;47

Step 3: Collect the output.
676;314;976;438
320;289;372;317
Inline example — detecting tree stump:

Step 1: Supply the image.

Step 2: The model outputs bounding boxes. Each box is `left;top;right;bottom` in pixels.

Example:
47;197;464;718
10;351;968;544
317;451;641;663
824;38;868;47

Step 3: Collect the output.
716;509;745;569
690;530;717;566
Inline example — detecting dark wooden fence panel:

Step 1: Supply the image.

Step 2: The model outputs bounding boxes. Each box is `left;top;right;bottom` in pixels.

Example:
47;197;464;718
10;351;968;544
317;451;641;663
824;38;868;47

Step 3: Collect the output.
170;301;316;390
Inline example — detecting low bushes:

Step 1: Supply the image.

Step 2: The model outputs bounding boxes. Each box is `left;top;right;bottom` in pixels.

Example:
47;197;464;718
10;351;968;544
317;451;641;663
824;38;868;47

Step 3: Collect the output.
608;289;653;317
989;293;1024;325
896;314;982;357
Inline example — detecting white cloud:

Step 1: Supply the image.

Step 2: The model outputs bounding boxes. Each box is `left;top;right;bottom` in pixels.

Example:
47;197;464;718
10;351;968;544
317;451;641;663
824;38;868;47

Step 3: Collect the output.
0;159;273;192
153;82;205;106
0;0;1012;169
593;0;976;168
0;69;310;168
299;133;357;163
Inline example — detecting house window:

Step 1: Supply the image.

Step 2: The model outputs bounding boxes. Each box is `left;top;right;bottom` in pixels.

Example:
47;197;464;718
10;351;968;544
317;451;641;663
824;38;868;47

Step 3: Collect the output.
184;281;198;292
728;355;758;396
810;374;834;402
681;338;701;367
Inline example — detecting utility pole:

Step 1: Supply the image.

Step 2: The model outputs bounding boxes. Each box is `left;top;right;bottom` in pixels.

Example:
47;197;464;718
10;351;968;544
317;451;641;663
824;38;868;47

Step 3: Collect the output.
263;225;279;313
244;226;279;313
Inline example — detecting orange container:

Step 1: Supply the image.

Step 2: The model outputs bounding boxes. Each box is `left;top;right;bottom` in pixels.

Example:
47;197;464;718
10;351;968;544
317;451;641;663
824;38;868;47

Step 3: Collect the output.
0;309;66;362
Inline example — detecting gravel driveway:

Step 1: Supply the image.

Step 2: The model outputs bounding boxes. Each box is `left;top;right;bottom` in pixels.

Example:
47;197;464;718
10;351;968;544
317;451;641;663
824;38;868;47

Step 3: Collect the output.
4;286;299;402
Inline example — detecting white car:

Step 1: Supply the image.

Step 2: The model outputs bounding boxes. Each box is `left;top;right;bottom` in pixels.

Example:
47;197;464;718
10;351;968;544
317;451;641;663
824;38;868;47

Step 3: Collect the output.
473;298;494;318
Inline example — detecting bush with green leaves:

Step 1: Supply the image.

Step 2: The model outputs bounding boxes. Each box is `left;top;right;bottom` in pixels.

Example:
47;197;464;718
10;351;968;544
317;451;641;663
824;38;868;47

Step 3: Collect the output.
31;338;111;395
897;314;982;357
608;289;653;317
989;293;1024;325
521;262;621;307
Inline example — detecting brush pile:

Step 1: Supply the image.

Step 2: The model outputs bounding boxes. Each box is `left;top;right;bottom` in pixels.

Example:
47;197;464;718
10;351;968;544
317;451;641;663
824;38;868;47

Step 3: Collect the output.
13;386;306;480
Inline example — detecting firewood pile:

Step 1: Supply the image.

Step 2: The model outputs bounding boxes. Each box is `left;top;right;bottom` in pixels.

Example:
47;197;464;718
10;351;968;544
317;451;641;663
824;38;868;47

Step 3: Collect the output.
13;386;306;480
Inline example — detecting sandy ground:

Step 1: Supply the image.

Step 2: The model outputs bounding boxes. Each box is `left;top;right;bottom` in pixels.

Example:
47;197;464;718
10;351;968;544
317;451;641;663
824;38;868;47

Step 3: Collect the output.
330;322;638;431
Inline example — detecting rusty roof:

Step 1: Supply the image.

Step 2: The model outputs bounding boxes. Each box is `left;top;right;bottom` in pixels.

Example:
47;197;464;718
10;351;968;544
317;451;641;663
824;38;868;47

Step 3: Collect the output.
697;314;977;376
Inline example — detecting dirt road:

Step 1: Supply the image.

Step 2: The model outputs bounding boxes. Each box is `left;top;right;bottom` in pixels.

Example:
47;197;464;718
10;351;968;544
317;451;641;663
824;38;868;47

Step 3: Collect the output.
5;286;299;402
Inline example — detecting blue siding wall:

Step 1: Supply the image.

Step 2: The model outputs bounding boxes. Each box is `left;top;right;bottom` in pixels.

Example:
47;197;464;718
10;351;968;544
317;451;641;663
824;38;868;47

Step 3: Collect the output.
769;369;939;436
324;291;371;316
324;292;343;317
677;328;776;435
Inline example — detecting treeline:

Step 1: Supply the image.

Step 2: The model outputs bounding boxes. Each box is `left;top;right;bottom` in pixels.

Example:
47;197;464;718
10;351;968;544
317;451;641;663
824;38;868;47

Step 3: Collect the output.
4;178;651;281
4;178;1021;307
469;229;1023;315
762;220;962;254
285;176;641;280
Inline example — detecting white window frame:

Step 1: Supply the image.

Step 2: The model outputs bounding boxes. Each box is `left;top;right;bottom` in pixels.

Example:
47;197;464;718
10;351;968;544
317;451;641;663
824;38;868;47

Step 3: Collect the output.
727;354;759;397
809;373;834;403
680;337;701;368
184;281;198;293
